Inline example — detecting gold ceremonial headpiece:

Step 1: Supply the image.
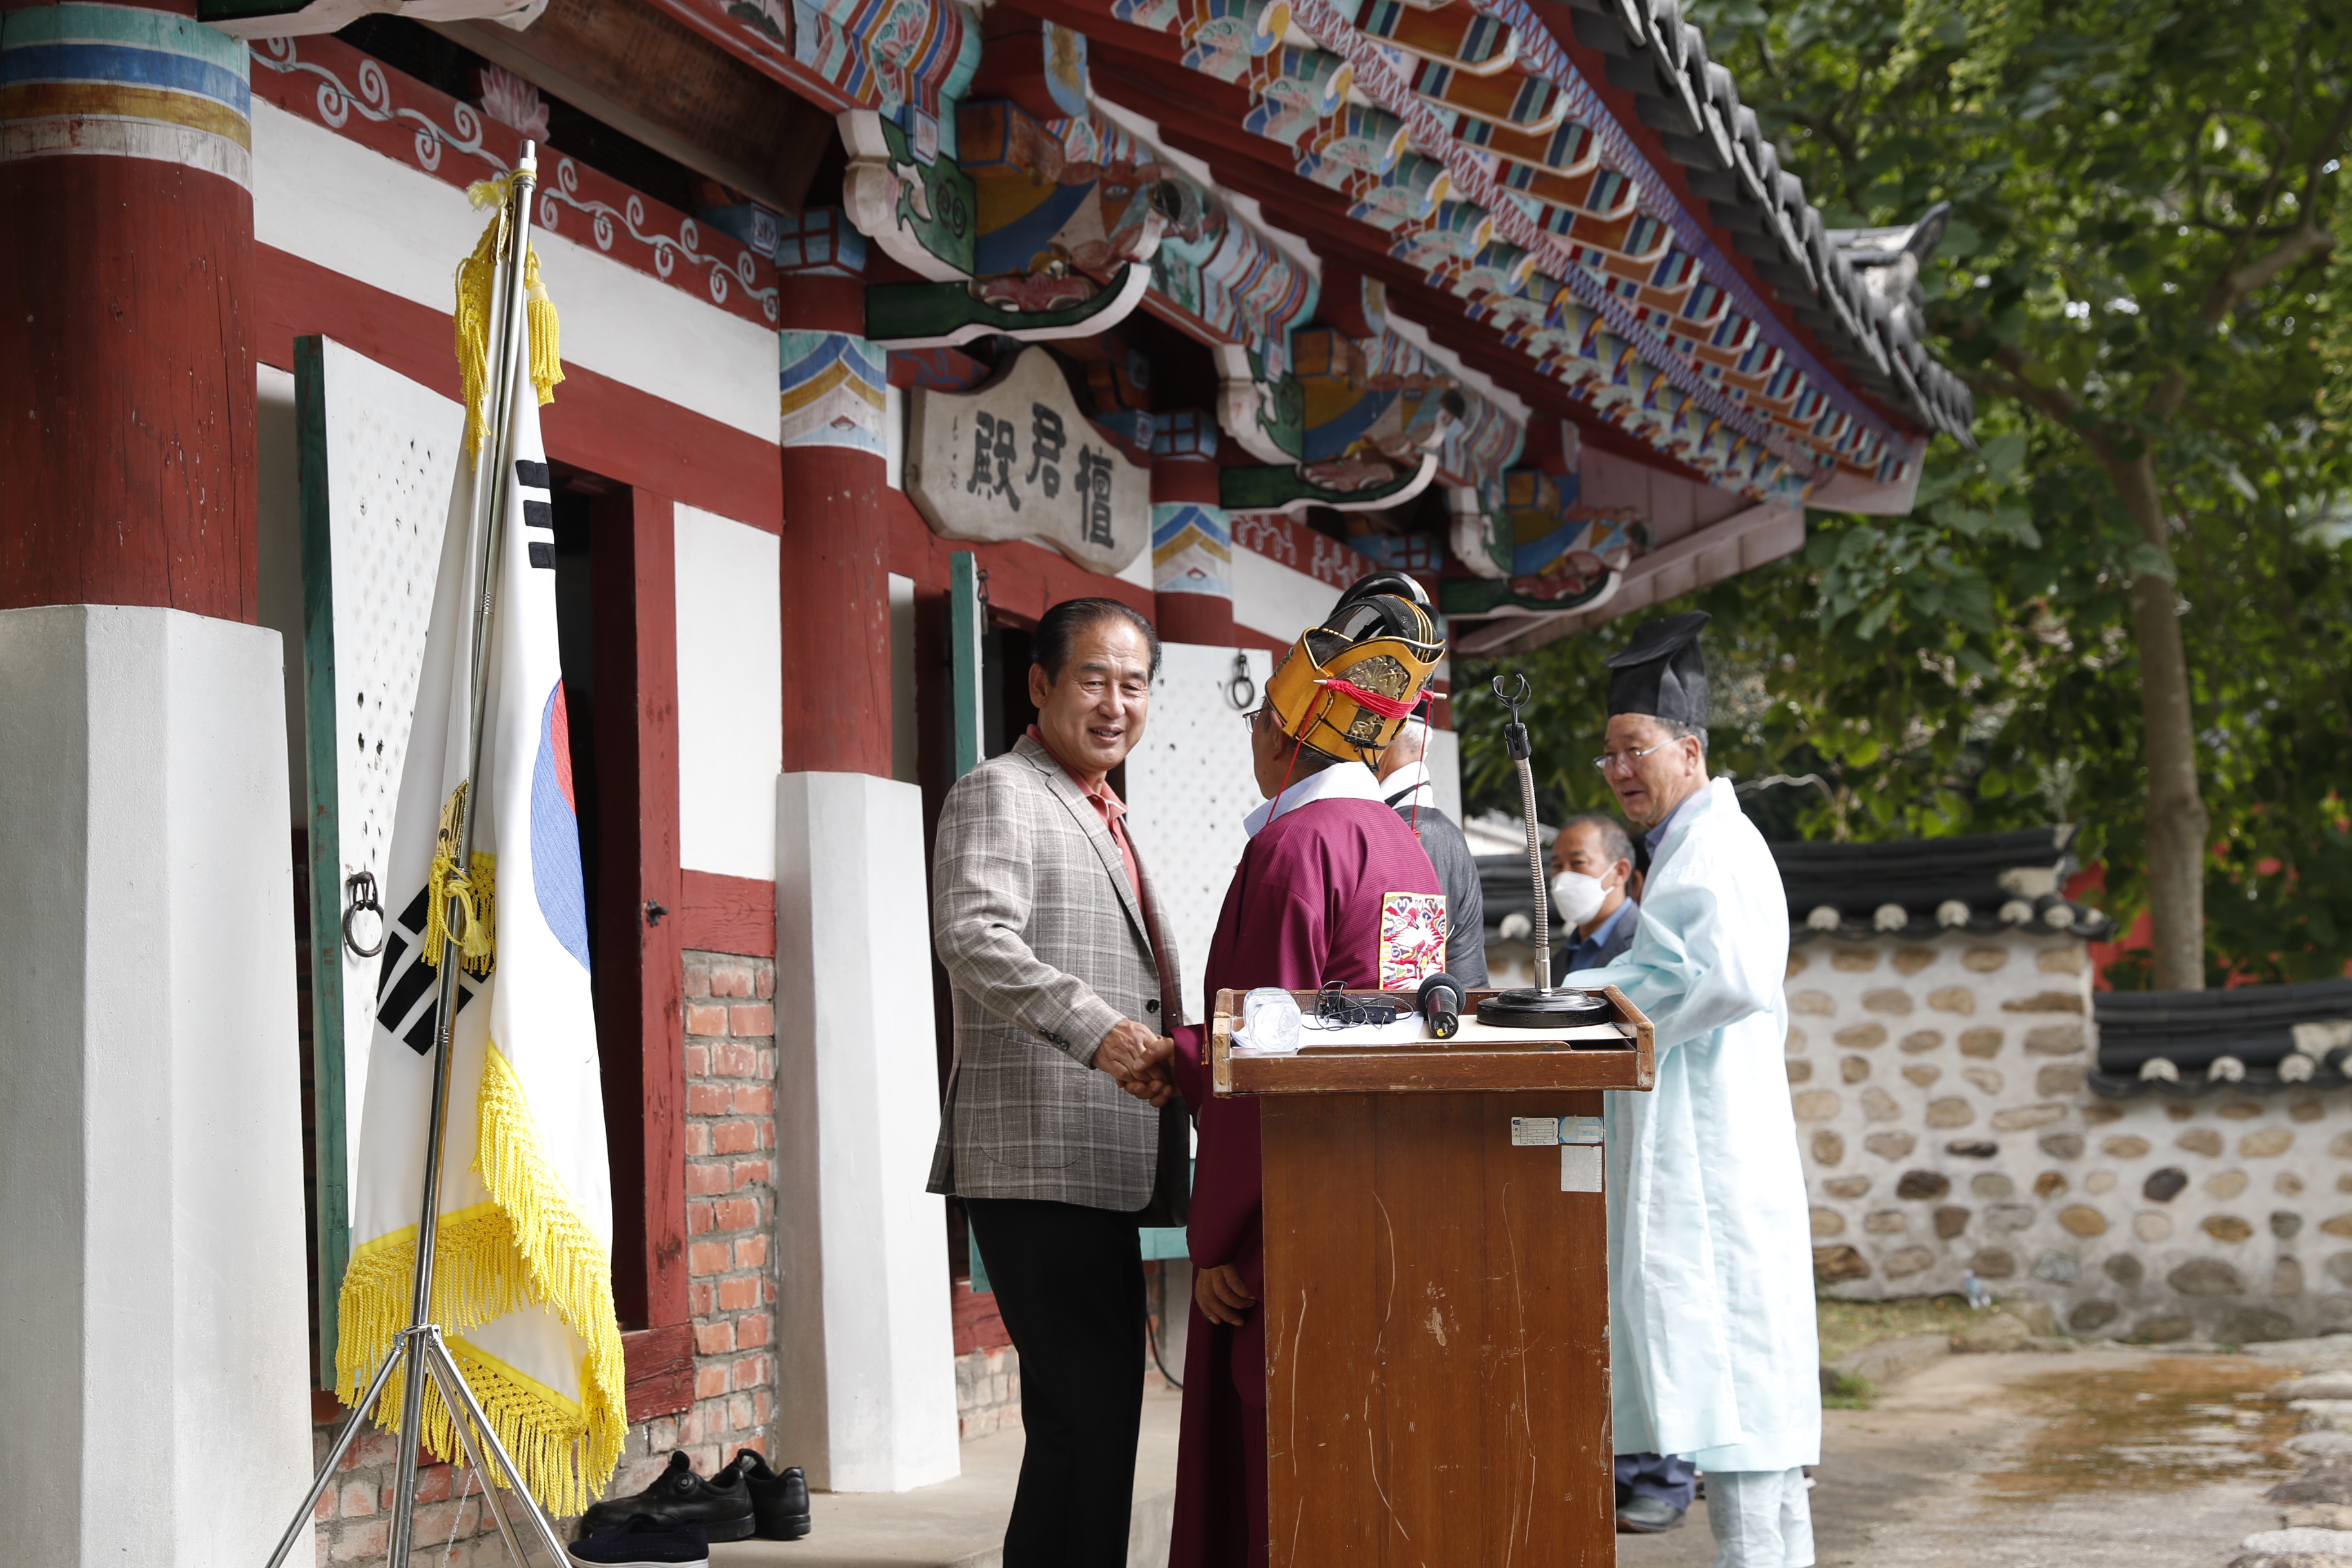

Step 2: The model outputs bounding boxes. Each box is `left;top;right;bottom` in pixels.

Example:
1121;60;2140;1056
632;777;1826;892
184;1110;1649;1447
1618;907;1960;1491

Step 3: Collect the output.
1266;572;1446;763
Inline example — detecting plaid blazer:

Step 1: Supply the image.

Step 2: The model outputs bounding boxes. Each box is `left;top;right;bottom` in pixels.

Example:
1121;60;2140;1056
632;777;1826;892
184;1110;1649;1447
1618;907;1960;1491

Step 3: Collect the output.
928;736;1188;1213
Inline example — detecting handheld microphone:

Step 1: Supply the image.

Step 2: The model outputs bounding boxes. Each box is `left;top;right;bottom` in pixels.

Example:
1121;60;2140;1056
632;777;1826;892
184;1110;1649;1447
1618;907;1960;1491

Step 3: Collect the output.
1417;972;1465;1039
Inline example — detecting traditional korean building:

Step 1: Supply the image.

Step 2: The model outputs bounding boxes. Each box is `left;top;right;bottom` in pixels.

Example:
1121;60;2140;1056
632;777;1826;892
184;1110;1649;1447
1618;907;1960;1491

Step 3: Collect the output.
0;0;1972;1556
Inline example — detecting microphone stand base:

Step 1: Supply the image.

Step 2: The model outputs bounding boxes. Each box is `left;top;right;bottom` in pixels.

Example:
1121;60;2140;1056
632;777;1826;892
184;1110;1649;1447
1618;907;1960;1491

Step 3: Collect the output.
1477;989;1612;1030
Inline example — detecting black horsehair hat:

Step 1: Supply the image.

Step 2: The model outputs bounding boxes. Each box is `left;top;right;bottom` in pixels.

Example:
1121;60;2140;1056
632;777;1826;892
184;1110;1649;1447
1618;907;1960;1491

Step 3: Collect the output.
1603;611;1710;729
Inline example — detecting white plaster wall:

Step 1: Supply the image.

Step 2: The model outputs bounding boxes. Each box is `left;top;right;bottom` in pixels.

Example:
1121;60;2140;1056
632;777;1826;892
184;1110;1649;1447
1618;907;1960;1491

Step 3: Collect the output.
250;99;777;442
1124;643;1276;1019
675;505;782;879
772;773;959;1491
1790;929;2347;1342
1231;542;1339;644
0;606;312;1565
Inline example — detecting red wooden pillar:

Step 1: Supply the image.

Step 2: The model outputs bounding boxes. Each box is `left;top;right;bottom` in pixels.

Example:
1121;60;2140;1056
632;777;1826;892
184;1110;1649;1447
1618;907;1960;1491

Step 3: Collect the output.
778;277;892;776
0;0;257;619
592;488;691;1344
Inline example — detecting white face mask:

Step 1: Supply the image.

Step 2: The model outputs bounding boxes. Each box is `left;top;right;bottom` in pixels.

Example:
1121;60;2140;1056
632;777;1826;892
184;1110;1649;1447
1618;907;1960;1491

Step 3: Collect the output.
1550;870;1607;928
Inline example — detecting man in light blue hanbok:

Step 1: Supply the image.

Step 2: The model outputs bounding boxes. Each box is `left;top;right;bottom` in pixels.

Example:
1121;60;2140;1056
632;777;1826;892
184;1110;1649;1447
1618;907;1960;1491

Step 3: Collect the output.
1563;611;1820;1568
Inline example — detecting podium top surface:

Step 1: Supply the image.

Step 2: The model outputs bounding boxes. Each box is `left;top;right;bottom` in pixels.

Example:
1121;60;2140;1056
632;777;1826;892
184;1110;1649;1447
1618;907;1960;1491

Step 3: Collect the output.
1211;986;1655;1095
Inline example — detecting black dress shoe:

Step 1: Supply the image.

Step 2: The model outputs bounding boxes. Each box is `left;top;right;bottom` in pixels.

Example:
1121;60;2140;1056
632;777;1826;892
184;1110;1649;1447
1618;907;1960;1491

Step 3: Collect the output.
1616;1494;1686;1533
581;1452;755;1542
731;1449;811;1540
568;1514;711;1567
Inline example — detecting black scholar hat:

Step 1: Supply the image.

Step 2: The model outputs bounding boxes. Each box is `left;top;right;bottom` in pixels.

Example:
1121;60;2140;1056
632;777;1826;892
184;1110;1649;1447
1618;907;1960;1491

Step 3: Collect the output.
1603;611;1710;728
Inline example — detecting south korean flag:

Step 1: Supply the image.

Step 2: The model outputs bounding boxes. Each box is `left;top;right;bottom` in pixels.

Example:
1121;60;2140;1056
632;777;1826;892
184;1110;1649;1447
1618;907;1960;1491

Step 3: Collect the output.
335;231;625;1518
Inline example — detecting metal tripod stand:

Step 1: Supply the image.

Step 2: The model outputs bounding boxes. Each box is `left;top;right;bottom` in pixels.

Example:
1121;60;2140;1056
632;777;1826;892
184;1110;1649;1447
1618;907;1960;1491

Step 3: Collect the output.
262;143;570;1568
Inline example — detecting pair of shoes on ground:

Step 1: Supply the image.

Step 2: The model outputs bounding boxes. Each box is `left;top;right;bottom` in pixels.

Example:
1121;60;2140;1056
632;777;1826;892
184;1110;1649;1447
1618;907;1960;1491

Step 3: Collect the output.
569;1448;810;1564
1616;1494;1687;1533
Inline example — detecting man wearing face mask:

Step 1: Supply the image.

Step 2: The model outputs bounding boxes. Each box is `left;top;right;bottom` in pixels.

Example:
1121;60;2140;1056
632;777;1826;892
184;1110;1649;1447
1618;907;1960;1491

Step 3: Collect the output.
1562;611;1818;1568
1549;814;1638;985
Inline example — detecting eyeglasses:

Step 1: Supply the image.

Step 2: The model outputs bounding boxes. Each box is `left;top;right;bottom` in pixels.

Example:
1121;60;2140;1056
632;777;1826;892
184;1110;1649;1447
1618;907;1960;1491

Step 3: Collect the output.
1242;703;1268;734
1592;741;1671;776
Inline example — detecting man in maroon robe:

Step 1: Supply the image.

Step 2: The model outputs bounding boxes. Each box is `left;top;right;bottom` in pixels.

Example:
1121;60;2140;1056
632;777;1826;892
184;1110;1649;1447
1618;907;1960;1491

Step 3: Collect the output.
1131;573;1450;1568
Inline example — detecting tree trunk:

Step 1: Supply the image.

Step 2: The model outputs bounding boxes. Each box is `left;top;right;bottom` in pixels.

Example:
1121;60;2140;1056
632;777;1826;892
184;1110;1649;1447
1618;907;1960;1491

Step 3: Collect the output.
2105;449;2208;991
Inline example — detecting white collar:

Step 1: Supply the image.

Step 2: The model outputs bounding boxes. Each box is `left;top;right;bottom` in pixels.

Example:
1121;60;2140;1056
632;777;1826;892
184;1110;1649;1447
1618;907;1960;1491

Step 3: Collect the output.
1380;760;1435;808
1244;760;1386;838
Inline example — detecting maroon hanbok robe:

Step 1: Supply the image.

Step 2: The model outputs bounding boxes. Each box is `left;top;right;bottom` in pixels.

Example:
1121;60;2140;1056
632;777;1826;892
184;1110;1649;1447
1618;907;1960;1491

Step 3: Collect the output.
1165;787;1446;1568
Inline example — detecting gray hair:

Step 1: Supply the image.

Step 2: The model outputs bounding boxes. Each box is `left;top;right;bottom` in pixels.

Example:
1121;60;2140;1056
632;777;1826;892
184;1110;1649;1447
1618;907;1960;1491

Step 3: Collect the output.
1561;812;1636;868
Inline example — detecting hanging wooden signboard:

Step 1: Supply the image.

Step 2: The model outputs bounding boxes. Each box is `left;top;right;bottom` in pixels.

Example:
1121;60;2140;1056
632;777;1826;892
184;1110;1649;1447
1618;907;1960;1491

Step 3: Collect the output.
903;347;1151;577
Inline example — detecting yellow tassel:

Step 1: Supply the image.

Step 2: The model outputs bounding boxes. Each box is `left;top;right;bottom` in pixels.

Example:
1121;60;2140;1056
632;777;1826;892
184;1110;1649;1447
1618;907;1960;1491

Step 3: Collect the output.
331;1036;628;1514
453;173;564;451
420;783;498;976
454;206;505;460
422;851;497;977
467;172;520;210
524;244;564;407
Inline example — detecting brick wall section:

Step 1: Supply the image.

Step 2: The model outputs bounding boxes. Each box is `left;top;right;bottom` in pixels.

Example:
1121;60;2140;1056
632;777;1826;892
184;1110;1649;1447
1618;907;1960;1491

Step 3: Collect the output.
663;948;779;1480
307;948;782;1562
304;1422;534;1567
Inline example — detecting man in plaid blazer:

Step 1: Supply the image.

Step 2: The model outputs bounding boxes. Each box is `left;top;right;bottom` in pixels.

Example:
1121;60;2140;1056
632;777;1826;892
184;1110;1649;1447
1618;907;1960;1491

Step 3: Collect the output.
928;598;1186;1568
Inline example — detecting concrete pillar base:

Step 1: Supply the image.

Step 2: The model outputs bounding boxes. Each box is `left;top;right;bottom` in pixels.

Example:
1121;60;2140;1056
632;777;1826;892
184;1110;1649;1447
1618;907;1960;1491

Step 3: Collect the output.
0;604;312;1564
772;770;960;1492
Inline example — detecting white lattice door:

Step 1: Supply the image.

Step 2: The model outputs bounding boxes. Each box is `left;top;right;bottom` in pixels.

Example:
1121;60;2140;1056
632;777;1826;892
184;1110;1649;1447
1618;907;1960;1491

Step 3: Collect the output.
1124;642;1275;1020
295;337;462;1378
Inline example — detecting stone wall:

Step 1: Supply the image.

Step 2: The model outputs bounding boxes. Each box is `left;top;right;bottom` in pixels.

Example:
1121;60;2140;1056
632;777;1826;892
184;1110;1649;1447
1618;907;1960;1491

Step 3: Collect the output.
1792;930;2347;1342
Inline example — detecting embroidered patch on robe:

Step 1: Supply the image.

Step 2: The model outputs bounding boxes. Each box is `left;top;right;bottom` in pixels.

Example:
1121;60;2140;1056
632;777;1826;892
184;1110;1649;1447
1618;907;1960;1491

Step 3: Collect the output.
1378;891;1448;989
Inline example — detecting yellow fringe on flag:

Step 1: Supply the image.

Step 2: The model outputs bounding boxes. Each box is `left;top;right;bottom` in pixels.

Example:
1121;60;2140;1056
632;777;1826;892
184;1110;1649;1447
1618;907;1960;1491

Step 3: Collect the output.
421;784;497;976
455;172;562;458
333;1041;627;1515
474;1041;627;1493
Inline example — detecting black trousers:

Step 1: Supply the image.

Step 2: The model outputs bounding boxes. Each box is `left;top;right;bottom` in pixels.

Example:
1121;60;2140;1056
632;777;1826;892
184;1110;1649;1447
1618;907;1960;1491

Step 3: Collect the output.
965;1197;1147;1568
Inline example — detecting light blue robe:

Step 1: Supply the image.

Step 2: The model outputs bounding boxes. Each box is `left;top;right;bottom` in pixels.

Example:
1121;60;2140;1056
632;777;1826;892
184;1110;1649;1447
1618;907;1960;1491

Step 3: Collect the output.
1568;776;1819;1473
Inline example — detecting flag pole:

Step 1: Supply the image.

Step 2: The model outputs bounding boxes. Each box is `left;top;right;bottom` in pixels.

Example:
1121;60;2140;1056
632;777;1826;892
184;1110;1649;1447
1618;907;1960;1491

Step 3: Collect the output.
262;142;569;1568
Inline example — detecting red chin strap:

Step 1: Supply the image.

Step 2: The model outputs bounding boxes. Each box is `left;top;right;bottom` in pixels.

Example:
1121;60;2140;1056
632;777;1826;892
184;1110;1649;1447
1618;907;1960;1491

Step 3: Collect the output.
1316;675;1418;722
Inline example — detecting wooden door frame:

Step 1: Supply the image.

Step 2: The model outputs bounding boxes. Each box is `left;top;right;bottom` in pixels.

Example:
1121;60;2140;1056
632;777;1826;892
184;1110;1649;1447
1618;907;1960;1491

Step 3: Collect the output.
589;487;694;1379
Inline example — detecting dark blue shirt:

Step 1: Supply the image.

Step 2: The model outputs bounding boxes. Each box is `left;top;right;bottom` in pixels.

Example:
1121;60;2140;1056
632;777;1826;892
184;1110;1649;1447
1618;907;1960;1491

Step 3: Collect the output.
1643;790;1700;863
1559;894;1634;981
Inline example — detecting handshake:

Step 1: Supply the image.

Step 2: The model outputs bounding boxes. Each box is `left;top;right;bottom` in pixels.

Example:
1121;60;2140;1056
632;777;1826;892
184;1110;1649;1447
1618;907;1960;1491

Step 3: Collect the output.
1093;1017;1181;1108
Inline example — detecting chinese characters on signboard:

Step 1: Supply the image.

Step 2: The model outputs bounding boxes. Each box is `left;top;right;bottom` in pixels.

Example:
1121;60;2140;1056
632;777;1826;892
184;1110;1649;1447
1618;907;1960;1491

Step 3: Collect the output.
907;348;1148;575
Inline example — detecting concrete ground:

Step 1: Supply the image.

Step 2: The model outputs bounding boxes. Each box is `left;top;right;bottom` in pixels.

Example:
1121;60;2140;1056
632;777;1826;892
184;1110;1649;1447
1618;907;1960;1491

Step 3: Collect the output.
708;1389;1181;1568
702;1339;2335;1568
1620;1348;2307;1568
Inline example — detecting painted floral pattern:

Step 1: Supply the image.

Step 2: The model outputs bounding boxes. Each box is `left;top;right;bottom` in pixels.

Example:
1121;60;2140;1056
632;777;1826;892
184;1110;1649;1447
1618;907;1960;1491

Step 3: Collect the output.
1378;891;1449;990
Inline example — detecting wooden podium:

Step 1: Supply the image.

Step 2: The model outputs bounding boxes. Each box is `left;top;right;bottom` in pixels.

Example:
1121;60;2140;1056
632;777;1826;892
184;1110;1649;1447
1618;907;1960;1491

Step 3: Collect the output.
1211;988;1656;1568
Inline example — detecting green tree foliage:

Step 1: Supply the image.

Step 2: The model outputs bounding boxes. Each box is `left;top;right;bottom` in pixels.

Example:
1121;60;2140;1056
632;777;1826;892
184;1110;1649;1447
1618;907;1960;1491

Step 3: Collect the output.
1458;0;2352;987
